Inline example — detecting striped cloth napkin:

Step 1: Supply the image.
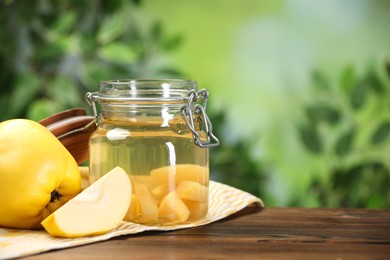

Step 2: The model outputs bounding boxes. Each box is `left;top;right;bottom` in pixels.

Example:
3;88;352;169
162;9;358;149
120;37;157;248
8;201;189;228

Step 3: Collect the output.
0;181;263;260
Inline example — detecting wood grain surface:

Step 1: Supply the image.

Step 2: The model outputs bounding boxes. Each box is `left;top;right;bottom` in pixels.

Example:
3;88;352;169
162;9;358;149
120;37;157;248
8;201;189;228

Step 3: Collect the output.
23;207;390;259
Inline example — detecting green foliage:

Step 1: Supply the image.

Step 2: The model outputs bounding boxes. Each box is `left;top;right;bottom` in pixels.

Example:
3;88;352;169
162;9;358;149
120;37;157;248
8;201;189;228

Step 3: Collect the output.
298;63;390;208
209;111;266;198
0;0;183;121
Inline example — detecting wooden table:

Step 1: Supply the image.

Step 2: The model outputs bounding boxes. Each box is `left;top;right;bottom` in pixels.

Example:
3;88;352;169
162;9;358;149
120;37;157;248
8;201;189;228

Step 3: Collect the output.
23;207;390;259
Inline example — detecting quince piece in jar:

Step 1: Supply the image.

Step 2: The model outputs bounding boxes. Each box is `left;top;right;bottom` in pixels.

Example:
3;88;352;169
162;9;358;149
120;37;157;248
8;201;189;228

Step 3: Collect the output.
176;181;208;202
130;175;157;191
151;184;171;206
182;199;208;221
158;191;190;223
150;164;209;186
134;183;158;223
124;194;141;221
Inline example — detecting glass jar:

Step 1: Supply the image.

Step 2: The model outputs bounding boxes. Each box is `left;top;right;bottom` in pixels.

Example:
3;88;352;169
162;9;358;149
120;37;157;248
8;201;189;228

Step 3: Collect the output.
86;79;219;225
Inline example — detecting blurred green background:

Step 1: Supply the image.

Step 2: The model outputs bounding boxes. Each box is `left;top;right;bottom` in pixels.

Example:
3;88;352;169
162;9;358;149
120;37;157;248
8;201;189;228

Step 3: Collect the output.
1;0;389;208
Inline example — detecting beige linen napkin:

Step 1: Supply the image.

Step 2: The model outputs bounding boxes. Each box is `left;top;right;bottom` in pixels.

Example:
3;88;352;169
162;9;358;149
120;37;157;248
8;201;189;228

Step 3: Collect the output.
0;181;263;260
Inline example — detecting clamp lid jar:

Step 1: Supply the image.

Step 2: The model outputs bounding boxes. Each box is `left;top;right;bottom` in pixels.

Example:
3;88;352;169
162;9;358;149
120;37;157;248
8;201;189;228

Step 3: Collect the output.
86;79;219;225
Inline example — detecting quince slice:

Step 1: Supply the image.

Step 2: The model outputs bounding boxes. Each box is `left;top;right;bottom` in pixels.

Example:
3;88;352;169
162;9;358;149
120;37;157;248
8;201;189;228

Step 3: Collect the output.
182;199;208;221
150;164;209;186
41;167;131;238
133;183;158;223
158;191;190;223
151;184;171;206
124;194;141;221
176;181;208;202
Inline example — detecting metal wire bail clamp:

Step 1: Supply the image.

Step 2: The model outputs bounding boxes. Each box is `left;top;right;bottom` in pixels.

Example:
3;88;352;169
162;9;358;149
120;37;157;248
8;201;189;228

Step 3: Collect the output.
85;92;100;126
181;89;220;148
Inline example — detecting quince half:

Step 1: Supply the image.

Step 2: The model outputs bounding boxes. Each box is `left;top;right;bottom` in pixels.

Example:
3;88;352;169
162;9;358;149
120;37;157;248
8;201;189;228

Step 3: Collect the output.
0;119;81;229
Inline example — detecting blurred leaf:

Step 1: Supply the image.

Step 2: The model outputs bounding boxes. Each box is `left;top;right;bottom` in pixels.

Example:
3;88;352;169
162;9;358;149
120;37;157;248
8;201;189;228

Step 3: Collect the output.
306;104;340;125
98;42;138;63
26;99;62;121
209;110;266;198
371;121;390;145
347;163;389;207
79;34;97;54
386;61;390;79
79;60;117;88
366;193;387;208
9;73;41;116
350;79;369;110
47;77;81;107
311;69;330;90
211;138;264;196
97;10;128;45
335;128;355;156
0;96;9;121
36;45;62;59
36;35;71;59
1;0;15;5
151;21;162;42
350;72;384;110
156;67;184;77
163;34;183;51
51;11;77;34
366;73;384;94
340;65;355;95
102;0;124;13
132;0;142;5
298;124;322;154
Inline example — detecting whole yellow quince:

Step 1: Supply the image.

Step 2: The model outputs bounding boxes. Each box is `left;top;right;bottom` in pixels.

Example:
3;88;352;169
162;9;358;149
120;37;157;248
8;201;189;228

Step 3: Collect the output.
0;119;81;229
